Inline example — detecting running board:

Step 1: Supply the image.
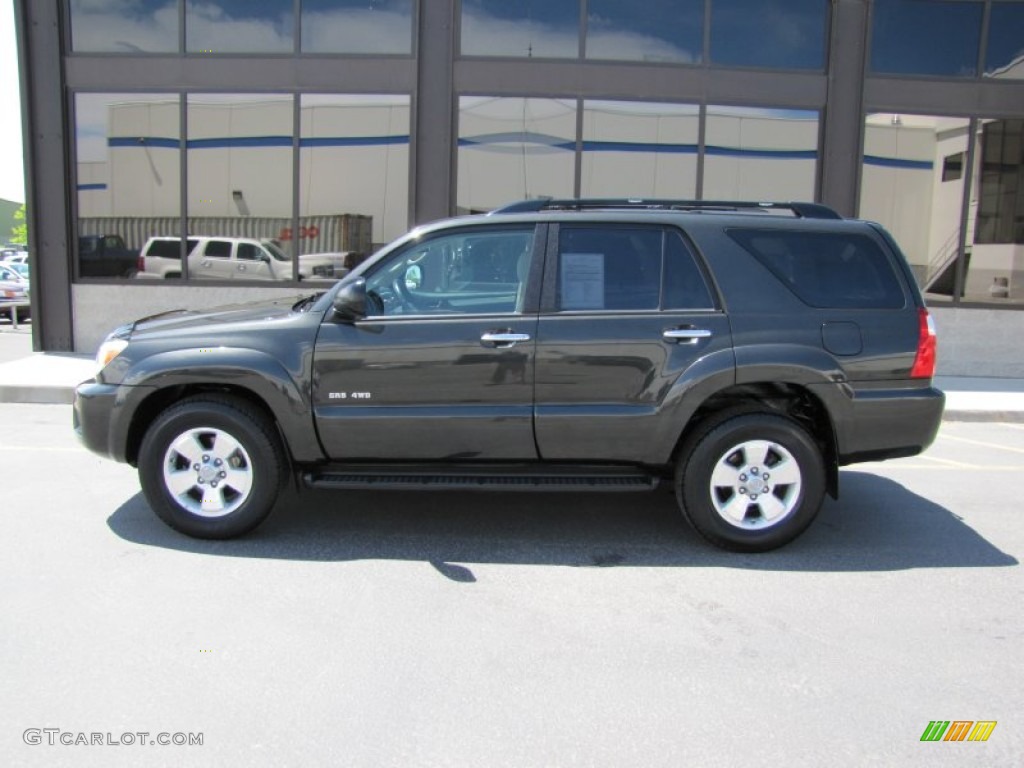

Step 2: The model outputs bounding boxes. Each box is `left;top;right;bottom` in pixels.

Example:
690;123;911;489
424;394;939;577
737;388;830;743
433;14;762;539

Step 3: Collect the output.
303;467;660;492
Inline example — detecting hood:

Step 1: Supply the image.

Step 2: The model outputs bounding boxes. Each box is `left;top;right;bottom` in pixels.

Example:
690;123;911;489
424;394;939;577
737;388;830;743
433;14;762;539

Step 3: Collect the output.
130;294;310;337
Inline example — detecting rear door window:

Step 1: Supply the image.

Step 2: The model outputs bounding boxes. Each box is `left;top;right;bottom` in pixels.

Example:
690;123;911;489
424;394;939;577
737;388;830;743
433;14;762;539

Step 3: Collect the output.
555;226;714;311
727;229;906;309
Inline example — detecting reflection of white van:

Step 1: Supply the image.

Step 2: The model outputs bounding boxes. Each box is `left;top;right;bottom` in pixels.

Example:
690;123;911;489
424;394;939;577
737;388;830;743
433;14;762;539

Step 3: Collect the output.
136;236;351;281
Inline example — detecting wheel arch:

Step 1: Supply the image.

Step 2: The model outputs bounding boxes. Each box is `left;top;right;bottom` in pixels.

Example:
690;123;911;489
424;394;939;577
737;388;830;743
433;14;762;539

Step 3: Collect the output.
116;348;324;467
670;381;840;499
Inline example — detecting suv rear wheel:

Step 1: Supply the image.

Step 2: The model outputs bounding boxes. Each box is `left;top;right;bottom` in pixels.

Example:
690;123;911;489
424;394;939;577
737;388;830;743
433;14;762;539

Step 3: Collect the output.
138;395;285;538
676;412;825;552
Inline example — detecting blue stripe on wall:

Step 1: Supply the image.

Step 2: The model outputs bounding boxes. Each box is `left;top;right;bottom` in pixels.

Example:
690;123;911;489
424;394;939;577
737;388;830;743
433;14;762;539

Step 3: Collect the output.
77;183;107;191
863;155;933;170
103;135;933;170
108;135;410;149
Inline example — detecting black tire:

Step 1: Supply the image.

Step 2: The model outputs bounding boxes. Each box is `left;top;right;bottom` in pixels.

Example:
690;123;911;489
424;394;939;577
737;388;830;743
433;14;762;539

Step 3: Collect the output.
137;395;286;539
675;411;825;552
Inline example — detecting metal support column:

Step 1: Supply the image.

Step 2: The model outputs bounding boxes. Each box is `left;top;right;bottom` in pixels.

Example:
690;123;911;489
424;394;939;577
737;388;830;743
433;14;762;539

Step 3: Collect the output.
410;0;456;226
16;0;73;350
820;0;870;217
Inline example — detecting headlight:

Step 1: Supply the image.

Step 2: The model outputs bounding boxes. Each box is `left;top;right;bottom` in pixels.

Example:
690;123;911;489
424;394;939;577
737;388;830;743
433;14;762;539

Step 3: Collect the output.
95;338;129;373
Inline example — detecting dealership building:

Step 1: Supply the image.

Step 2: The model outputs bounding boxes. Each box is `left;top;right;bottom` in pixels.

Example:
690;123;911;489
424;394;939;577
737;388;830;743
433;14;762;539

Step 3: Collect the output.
13;1;1024;374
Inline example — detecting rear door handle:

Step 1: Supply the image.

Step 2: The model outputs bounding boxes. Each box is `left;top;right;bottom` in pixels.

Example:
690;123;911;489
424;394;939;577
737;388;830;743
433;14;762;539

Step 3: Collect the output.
663;328;712;344
481;331;531;348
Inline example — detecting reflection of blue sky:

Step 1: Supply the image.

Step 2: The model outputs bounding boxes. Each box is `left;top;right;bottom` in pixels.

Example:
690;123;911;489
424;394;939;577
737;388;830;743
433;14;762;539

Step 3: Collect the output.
985;4;1024;78
871;0;982;77
587;0;701;63
710;0;825;70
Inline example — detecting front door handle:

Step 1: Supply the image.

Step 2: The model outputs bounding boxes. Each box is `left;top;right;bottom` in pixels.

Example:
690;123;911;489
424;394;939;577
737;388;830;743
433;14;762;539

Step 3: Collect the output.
481;331;531;348
663;328;712;344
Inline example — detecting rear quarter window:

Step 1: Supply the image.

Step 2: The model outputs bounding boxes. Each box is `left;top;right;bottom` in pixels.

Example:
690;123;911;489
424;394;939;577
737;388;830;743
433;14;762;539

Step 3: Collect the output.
727;228;906;309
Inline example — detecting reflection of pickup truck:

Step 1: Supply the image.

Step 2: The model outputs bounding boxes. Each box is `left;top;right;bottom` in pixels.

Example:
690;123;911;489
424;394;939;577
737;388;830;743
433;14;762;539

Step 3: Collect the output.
78;234;139;278
136;236;354;281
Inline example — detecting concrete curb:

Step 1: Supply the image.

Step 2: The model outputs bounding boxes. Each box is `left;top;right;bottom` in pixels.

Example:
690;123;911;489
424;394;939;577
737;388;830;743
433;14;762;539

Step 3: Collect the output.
0;385;77;405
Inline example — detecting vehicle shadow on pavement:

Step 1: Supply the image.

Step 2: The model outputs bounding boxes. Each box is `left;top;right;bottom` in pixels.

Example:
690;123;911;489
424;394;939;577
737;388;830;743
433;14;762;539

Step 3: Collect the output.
106;470;1017;574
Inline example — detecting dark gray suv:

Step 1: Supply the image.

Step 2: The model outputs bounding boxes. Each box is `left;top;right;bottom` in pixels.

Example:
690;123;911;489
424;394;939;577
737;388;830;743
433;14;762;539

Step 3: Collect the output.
75;199;944;551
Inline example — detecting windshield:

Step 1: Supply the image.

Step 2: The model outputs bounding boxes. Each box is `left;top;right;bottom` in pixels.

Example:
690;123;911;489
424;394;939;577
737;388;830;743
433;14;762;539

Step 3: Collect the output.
261;239;291;262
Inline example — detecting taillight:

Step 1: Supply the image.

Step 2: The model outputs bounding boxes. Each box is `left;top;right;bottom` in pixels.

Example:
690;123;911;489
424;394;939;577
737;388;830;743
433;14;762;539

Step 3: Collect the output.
137;255;145;273
910;307;937;379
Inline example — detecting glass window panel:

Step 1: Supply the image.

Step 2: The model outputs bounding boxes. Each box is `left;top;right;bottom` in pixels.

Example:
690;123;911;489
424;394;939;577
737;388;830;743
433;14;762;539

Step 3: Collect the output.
457;97;577;213
984;2;1024;79
186;94;295;281
709;0;827;70
859;113;969;301
702;106;819;201
970;118;1024;303
301;0;413;54
870;0;982;77
365;227;535;316
186;0;293;54
300;95;410;254
586;0;702;64
74;93;181;279
581;100;699;199
557;226;662;311
461;0;580;58
69;0;179;53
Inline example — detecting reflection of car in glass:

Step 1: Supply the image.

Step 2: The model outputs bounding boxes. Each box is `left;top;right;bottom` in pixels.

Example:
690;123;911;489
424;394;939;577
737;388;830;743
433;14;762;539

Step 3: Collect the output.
0;262;30;321
78;235;138;278
135;236;353;281
76;199;945;553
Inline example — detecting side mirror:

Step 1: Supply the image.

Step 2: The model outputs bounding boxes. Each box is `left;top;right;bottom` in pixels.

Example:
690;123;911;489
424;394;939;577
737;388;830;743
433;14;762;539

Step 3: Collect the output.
332;278;368;322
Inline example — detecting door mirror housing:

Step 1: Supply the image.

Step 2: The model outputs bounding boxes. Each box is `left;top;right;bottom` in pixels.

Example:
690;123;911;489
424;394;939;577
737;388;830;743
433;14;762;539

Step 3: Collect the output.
332;278;368;322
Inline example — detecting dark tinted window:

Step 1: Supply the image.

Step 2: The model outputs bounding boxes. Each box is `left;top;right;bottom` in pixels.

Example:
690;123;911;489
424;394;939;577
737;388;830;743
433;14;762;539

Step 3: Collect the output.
728;229;906;309
205;240;232;258
985;2;1024;79
558;227;661;310
710;0;827;70
871;0;982;77
664;232;715;309
586;0;703;63
237;243;261;261
145;239;199;259
557;226;713;311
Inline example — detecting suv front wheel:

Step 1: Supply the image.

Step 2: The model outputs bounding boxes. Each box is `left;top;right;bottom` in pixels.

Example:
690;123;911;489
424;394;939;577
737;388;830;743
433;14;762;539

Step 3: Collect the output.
676;412;825;552
138;395;286;538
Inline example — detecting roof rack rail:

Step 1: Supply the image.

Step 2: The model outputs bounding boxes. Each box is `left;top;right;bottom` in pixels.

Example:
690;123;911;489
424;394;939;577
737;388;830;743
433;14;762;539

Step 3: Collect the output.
490;198;842;220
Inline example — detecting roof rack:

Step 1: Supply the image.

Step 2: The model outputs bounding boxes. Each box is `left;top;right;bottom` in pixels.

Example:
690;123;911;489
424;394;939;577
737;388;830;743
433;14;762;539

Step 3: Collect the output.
490;198;842;220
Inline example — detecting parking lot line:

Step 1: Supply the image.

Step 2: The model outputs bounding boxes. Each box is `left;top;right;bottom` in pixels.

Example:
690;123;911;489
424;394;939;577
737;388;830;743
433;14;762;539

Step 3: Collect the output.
940;434;1024;455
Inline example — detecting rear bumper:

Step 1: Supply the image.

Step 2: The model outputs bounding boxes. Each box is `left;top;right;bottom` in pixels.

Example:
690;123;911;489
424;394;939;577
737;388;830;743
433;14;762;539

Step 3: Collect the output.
827;384;945;464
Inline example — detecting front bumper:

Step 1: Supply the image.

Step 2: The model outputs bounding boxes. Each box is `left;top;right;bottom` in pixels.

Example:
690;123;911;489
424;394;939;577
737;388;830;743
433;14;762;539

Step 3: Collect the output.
73;379;124;462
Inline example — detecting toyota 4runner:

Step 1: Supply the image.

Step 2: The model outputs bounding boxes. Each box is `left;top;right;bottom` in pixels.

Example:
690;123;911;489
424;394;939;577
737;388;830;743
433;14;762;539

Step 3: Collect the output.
74;199;945;552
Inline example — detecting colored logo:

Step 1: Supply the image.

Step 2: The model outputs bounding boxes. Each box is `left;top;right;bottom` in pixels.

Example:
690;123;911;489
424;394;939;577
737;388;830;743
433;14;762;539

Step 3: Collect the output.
920;721;997;742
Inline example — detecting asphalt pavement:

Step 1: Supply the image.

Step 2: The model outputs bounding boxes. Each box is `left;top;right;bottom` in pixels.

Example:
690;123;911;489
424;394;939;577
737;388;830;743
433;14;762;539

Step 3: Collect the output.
1;404;1021;767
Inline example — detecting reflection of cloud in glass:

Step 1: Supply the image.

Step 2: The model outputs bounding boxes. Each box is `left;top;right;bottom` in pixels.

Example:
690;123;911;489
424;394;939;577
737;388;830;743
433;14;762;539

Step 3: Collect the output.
586;0;701;64
186;1;293;53
302;0;412;54
461;6;578;58
70;0;178;53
